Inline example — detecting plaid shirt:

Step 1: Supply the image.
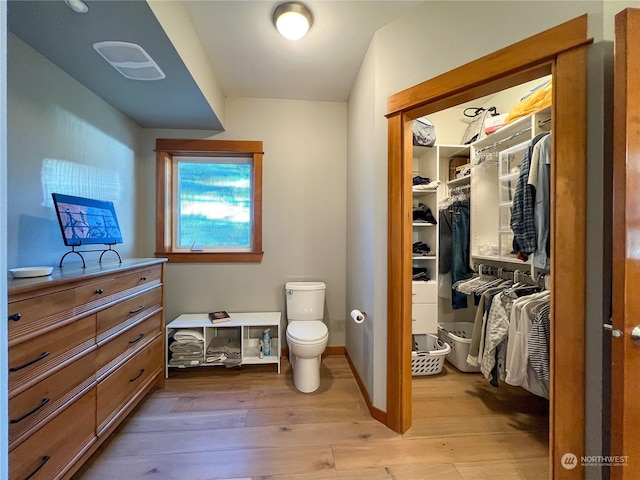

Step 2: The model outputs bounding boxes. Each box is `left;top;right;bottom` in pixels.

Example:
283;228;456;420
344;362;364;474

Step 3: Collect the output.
511;133;549;255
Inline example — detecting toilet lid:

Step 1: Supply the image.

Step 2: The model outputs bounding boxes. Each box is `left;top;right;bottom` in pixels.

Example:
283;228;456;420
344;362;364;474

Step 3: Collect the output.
287;321;328;342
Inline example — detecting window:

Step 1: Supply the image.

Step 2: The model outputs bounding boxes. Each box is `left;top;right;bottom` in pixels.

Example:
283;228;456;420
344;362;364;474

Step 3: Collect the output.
156;139;263;263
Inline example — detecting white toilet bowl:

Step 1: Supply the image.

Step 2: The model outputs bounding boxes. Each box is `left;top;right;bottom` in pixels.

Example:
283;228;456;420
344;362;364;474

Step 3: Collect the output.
286;320;328;393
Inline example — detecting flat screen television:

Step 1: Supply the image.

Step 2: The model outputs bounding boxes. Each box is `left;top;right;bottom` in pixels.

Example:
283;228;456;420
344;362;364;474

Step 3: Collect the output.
52;193;123;247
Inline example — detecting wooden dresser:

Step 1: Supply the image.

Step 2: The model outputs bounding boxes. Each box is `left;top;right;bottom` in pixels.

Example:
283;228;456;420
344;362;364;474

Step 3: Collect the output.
7;258;166;480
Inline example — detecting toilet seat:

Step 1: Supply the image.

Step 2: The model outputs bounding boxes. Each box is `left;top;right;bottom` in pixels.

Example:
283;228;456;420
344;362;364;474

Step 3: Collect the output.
287;321;328;343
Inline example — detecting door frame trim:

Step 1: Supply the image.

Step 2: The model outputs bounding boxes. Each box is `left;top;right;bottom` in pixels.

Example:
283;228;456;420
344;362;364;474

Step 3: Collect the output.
386;15;591;479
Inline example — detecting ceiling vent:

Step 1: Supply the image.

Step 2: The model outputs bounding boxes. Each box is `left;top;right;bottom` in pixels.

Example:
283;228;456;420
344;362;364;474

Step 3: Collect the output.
93;41;165;81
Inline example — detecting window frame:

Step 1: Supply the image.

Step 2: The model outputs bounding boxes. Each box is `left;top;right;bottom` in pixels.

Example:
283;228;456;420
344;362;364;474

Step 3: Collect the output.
155;139;264;263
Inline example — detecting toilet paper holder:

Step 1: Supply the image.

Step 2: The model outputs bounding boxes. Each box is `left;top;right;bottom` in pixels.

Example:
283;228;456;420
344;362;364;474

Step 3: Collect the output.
351;309;366;324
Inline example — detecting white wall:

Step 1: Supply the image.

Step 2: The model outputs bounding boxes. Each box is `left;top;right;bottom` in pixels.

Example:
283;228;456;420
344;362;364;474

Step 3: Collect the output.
141;98;348;347
346;0;605;420
1;2;9;477
7;35;141;269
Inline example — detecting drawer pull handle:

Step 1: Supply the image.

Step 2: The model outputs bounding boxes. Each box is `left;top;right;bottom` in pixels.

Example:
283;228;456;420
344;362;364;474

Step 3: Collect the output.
412;318;417;322
10;398;50;424
129;369;145;382
24;455;50;480
9;313;22;321
129;305;145;315
129;333;145;344
140;276;148;281
9;352;50;372
95;288;104;295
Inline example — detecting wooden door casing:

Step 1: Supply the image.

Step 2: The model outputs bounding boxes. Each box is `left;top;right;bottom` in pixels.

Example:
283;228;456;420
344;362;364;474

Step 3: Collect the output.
386;15;591;479
611;8;640;480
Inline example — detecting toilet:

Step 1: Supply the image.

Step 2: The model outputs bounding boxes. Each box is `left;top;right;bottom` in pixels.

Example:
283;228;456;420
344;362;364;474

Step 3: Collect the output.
285;281;329;393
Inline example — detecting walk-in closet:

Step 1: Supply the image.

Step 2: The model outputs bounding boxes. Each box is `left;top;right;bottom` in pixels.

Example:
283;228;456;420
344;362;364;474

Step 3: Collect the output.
408;76;555;475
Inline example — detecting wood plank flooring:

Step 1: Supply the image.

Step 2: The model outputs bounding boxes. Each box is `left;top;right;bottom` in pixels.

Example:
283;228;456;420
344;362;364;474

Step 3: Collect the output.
73;356;549;480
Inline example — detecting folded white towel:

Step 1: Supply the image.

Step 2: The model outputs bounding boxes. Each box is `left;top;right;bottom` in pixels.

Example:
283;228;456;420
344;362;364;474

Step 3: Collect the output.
207;337;241;357
173;329;205;342
170;342;204;354
169;358;201;367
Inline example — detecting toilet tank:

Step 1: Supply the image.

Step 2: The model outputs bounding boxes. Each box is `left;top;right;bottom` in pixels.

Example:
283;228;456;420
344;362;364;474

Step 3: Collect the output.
285;282;326;321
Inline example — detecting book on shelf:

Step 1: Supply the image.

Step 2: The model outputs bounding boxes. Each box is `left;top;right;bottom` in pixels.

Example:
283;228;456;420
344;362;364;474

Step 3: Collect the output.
208;311;231;323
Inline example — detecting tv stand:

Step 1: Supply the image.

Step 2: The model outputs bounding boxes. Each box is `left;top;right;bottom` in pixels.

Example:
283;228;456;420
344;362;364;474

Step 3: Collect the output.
59;244;122;268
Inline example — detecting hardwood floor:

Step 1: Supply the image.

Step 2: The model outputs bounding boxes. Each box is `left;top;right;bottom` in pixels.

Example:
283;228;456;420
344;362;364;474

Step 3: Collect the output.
74;355;549;479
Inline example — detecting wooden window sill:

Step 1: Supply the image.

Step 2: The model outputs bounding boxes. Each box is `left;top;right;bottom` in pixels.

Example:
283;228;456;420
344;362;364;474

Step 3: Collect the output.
155;252;264;263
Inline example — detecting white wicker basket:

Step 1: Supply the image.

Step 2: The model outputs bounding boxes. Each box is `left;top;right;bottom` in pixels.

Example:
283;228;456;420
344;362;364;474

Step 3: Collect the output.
437;322;481;373
411;334;451;376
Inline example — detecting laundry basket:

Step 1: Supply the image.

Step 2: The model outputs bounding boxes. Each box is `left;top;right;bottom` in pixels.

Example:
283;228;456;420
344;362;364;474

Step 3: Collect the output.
437;322;481;372
411;334;451;376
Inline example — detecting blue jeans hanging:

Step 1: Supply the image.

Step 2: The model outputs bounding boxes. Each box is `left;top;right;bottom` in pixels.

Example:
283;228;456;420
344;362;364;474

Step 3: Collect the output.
451;200;472;309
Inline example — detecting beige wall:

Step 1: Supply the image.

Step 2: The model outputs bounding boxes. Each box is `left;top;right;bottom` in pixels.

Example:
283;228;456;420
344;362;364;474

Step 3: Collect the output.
1;2;8;476
6;34;141;269
141;98;348;346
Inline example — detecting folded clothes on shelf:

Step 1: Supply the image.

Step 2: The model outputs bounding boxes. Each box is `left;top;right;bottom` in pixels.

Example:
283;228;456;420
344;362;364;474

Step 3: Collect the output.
207;337;242;368
412;241;433;256
412;180;441;191
413;203;438;224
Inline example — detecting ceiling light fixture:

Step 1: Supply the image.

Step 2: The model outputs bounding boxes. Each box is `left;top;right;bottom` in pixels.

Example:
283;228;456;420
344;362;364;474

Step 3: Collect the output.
64;0;89;14
273;2;313;41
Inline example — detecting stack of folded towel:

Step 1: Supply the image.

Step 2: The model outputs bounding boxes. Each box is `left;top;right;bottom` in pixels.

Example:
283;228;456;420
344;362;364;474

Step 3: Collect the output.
169;329;204;367
206;336;242;368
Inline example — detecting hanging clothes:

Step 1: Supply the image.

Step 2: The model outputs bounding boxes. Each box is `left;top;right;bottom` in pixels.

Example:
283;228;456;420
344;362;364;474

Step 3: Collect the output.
450;199;472;309
528;133;552;269
510;132;551;259
454;275;550;399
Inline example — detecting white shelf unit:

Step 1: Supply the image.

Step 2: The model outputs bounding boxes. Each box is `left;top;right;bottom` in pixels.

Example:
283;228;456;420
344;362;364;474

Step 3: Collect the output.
469;107;551;273
165;312;281;377
412;143;470;336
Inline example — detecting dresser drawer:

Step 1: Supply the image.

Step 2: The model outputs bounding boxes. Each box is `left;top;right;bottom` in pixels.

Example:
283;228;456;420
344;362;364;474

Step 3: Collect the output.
74;265;161;309
114;265;162;291
412;303;437;334
97;312;162;380
97;336;163;433
9;315;96;397
8;289;77;344
96;287;162;342
9;388;96;480
412;281;437;303
9;350;96;449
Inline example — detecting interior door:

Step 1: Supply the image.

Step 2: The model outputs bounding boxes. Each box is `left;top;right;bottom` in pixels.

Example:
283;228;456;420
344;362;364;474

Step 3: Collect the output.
611;7;640;480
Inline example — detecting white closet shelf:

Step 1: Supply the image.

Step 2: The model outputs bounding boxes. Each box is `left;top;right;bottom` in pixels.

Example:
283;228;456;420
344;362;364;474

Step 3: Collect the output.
412;188;438;194
412;223;436;227
499;172;519;182
412;255;436;260
447;176;470;187
471;254;532;271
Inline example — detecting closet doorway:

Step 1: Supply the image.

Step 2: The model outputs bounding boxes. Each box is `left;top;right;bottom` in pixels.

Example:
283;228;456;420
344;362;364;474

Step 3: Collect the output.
386;15;591;480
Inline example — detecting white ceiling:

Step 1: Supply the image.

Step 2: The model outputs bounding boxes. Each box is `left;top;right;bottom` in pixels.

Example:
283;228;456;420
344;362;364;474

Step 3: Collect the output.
184;1;422;102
